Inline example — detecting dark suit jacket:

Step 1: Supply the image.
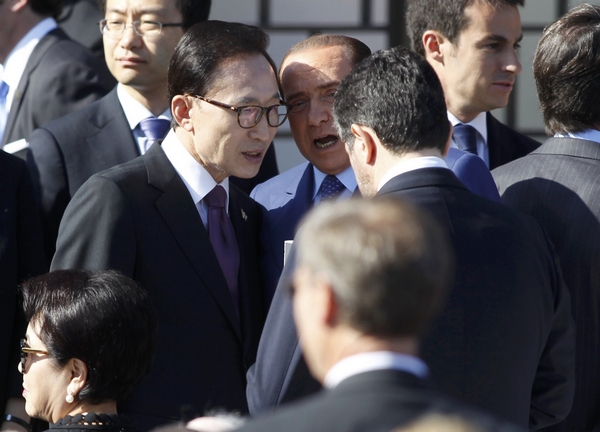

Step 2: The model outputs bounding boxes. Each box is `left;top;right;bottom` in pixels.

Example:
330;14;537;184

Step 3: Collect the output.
248;168;575;430
493;137;600;432
0;151;46;415
1;28;113;148
487;113;540;170
241;369;523;432
51;143;266;431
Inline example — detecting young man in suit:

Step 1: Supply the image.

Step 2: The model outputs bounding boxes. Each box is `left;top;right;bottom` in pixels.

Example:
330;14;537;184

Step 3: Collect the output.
333;46;574;429
406;0;539;169
51;21;285;431
25;0;211;263
0;0;112;150
493;5;600;430
239;198;521;432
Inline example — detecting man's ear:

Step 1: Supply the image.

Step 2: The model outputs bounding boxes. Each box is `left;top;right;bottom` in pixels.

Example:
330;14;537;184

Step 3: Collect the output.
171;95;194;132
350;124;377;166
66;358;88;398
422;30;446;64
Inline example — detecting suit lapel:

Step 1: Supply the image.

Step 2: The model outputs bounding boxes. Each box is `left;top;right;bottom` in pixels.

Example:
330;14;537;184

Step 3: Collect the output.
85;89;139;165
145;144;243;342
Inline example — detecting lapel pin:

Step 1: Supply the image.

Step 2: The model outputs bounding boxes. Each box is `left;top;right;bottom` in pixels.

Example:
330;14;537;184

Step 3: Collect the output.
241;209;247;221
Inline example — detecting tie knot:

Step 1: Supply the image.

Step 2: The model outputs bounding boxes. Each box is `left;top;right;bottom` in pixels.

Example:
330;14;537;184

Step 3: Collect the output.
205;185;227;208
139;117;170;142
453;124;478;155
320;175;345;201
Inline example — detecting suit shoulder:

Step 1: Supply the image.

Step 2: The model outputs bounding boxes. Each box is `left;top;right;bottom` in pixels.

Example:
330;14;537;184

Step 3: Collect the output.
251;161;310;206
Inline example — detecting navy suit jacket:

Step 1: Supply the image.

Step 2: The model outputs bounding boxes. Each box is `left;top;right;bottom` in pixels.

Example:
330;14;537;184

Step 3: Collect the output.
493;137;600;432
1;28;113;148
51;143;266;430
487;113;540;170
248;167;574;430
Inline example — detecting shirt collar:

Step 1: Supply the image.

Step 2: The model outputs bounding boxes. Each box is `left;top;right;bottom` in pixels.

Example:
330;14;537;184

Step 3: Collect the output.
116;83;171;130
448;111;488;145
555;129;600;144
312;165;357;200
378;156;448;192
324;351;428;389
1;18;57;96
161;129;229;210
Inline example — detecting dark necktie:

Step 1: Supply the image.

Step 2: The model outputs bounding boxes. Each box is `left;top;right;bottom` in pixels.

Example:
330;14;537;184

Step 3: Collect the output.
320;175;345;201
205;185;240;318
453;123;478;155
139;117;170;151
0;81;9;143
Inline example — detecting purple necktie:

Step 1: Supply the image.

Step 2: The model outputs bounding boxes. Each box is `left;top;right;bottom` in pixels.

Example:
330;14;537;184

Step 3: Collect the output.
205;185;240;318
139;117;170;151
320;175;345;201
453;124;478;155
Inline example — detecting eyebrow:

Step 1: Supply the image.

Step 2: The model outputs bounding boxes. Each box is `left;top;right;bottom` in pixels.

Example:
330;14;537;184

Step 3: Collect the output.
237;92;282;105
481;33;523;44
106;7;167;15
285;80;341;101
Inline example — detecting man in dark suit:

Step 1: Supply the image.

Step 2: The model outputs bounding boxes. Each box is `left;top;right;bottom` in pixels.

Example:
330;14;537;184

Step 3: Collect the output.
406;0;539;169
0;0;112;151
331;46;574;429
0;151;47;431
51;21;284;431
25;0;211;262
238;198;521;432
493;5;600;430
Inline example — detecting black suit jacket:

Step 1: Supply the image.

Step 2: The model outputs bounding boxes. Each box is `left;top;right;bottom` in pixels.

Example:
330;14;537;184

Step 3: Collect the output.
0;151;47;415
51;143;266;430
1;28;113;148
487;113;540;169
241;369;523;432
493;137;600;432
248;168;575;430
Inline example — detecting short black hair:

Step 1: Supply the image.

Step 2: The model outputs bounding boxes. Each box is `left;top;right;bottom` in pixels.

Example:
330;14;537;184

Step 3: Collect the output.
333;46;449;155
534;3;600;135
29;0;62;18
168;20;278;103
22;270;157;404
406;0;525;56
97;0;211;30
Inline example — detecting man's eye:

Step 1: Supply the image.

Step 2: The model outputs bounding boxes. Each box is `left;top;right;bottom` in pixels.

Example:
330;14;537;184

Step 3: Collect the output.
288;100;307;112
323;91;336;102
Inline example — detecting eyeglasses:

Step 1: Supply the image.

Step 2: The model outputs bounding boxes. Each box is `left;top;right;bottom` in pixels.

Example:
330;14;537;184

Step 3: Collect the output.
99;19;184;39
192;95;288;129
19;339;49;373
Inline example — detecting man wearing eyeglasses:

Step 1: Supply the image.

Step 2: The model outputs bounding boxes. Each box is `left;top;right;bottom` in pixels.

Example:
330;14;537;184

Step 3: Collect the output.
51;21;282;431
25;0;211;264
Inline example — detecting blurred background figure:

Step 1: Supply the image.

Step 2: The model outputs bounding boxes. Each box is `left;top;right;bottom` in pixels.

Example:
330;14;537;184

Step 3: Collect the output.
17;270;156;431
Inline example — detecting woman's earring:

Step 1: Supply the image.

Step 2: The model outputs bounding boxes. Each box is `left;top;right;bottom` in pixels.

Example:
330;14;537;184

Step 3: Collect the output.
65;393;74;404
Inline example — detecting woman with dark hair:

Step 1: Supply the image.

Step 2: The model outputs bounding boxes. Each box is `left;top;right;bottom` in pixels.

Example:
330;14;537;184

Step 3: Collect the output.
17;270;156;431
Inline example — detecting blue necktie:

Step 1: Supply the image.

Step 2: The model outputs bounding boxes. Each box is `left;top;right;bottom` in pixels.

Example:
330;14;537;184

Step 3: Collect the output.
453;124;478;155
320;175;345;201
139;117;170;151
0;80;10;143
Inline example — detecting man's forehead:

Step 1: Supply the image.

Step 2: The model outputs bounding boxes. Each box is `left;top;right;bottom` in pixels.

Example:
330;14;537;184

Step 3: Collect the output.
458;2;521;39
105;0;179;15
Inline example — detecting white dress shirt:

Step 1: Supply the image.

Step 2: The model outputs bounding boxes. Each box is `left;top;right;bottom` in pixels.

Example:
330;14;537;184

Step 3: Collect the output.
555;128;600;144
312;165;357;204
324;351;429;389
448;111;489;168
117;83;171;155
161;129;229;227
378;156;448;192
1;18;57;112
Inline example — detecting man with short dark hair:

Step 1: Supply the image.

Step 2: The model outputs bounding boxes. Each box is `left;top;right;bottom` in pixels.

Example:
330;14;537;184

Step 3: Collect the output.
238;198;522;432
0;0;112;150
406;0;539;169
51;21;284;430
493;5;600;430
333;46;574;429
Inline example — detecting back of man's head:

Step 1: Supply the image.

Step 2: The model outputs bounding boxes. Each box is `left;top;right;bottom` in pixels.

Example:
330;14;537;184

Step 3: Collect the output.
534;3;600;135
406;0;525;56
333;46;449;156
168;20;277;104
295;198;453;338
98;0;211;30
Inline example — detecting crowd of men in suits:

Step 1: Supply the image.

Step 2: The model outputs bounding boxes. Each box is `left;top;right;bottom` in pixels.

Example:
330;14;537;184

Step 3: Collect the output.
1;0;599;431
